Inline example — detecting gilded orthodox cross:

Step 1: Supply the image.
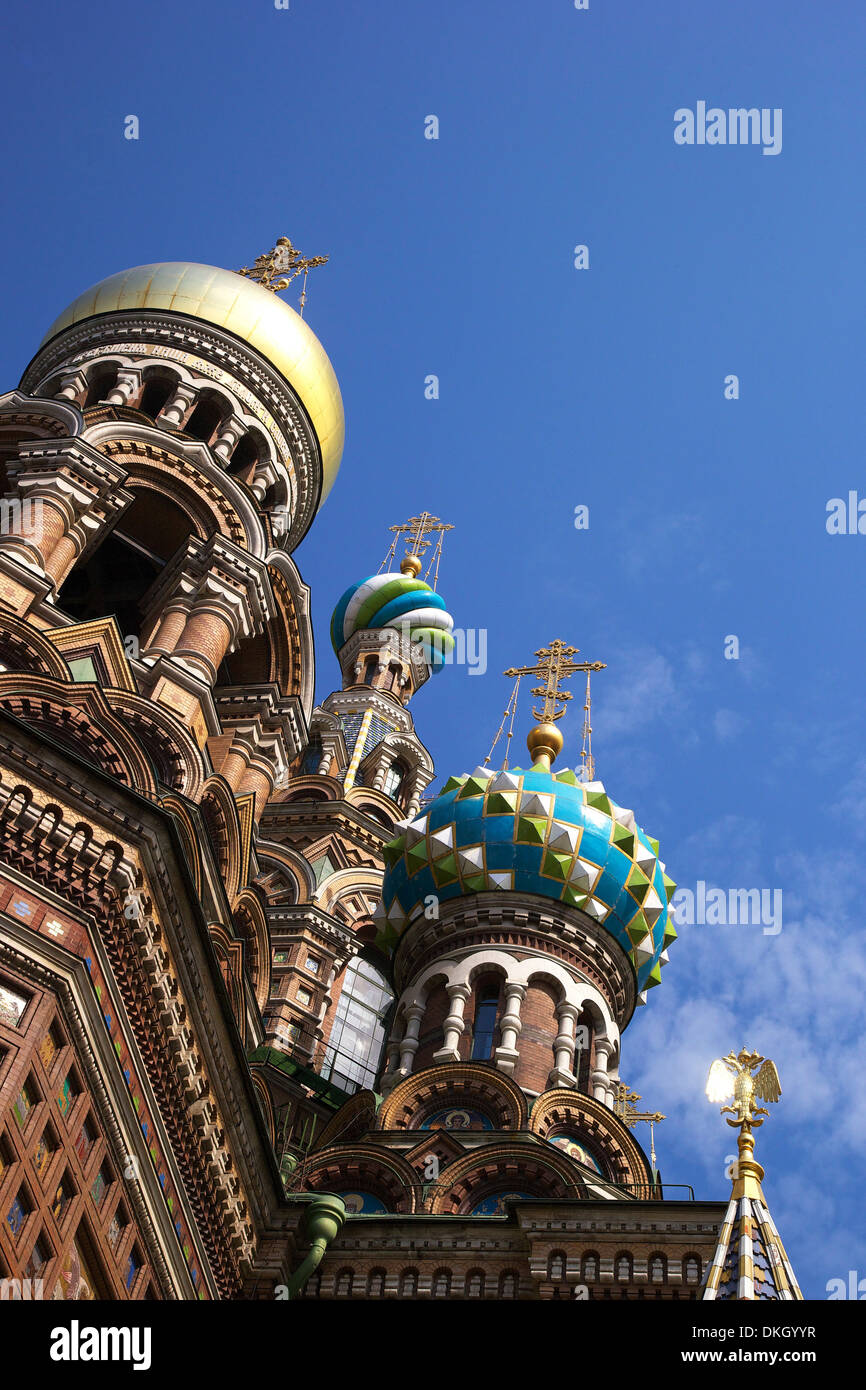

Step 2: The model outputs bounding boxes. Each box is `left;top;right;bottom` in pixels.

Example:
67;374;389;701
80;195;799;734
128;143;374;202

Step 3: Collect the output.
381;512;454;587
504;640;606;779
238;236;329;315
613;1081;665;1172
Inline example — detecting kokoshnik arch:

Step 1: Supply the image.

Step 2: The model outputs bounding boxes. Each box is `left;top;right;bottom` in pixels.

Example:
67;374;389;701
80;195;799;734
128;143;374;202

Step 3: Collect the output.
0;242;801;1302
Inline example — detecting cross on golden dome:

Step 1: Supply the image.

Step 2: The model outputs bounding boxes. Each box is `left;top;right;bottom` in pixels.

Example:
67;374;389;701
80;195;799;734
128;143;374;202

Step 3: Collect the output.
238;236;329;315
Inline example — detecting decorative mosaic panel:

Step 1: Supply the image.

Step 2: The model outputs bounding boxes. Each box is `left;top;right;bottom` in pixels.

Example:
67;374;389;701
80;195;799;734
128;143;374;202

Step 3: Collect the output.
0;877;208;1297
0;982;28;1028
420;1108;494;1132
548;1133;604;1174
336;1191;387;1215
469;1191;533;1216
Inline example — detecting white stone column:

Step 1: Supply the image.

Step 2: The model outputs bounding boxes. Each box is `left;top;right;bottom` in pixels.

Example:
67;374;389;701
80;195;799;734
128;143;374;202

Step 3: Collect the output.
378;1033;404;1096
250;459;279;502
371;761;387;792
213;417;248;461
397;1002;426;1075
592;1037;616;1104
406;770;427;819
157;382;197;428
104;370;140;407
56;369;87;402
493;981;526;1075
603;1052;619;1109
432;983;471;1063
548;1001;580;1088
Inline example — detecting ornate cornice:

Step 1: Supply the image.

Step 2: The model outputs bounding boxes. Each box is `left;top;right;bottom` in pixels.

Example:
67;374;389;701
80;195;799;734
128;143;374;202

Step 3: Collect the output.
266;904;359;961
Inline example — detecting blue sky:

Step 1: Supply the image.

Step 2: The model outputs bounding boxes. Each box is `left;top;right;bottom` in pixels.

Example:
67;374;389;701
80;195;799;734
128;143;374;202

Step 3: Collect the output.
3;0;865;1298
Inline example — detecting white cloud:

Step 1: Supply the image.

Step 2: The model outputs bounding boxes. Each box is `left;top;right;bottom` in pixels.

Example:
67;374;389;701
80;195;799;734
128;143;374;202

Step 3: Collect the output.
623;830;866;1297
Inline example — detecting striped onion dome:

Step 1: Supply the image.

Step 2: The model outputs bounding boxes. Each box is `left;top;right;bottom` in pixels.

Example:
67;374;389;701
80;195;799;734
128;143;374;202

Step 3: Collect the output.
330;573;455;670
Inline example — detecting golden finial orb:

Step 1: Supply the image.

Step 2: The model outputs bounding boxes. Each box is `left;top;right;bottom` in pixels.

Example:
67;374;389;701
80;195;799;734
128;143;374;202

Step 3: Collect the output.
526;722;563;769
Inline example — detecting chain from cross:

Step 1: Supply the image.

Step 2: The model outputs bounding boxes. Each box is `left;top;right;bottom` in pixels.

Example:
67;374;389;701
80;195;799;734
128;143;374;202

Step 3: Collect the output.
504;639;606;725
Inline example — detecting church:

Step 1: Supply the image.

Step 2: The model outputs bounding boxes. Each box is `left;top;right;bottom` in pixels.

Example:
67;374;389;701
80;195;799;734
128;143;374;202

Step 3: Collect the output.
0;244;801;1301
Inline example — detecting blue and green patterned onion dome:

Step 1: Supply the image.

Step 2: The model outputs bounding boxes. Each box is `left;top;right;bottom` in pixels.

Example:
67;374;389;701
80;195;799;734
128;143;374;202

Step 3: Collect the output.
375;765;678;996
330;573;455;670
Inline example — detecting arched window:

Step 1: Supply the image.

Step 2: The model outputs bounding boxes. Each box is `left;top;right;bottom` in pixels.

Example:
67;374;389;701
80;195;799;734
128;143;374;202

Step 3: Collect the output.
367;1268;386;1297
359;803;394;830
138;370;177;419
432;1268;451;1298
683;1255;701;1285
227;429;267;482
362;656;379;686
301;737;323;775
650;1254;666;1283
83;366;118;407
548;1251;567;1281
321;957;393;1093
574;1010;593;1092
399;1269;418;1298
183;389;230;445
335;1268;353;1297
465;1269;485;1298
381;762;405;801
581;1252;599;1282
38;374;67;400
615;1253;632;1282
57;527;162;636
470;979;500;1060
499;1270;518;1299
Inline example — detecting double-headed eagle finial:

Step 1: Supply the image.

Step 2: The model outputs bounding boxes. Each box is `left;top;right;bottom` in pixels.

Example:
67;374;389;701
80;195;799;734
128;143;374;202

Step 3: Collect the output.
706;1047;781;1132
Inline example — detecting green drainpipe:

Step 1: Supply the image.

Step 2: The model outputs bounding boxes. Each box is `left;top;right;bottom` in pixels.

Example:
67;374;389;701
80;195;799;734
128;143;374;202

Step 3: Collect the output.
285;1194;346;1300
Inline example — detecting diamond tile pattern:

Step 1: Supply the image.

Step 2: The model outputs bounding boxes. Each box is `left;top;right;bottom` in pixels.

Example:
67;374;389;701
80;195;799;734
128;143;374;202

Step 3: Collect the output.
375;767;677;994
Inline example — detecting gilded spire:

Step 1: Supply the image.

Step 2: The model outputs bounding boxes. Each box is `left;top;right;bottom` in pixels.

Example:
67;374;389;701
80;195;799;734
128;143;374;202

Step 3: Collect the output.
703;1048;803;1300
504;640;606;772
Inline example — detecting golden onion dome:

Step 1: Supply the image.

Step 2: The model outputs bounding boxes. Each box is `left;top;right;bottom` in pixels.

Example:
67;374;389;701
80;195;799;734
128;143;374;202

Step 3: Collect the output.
39;261;344;503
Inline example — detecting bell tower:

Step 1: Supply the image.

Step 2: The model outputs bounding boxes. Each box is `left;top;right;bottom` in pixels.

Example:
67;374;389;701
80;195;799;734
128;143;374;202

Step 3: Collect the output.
0;245;342;821
251;515;457;1131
